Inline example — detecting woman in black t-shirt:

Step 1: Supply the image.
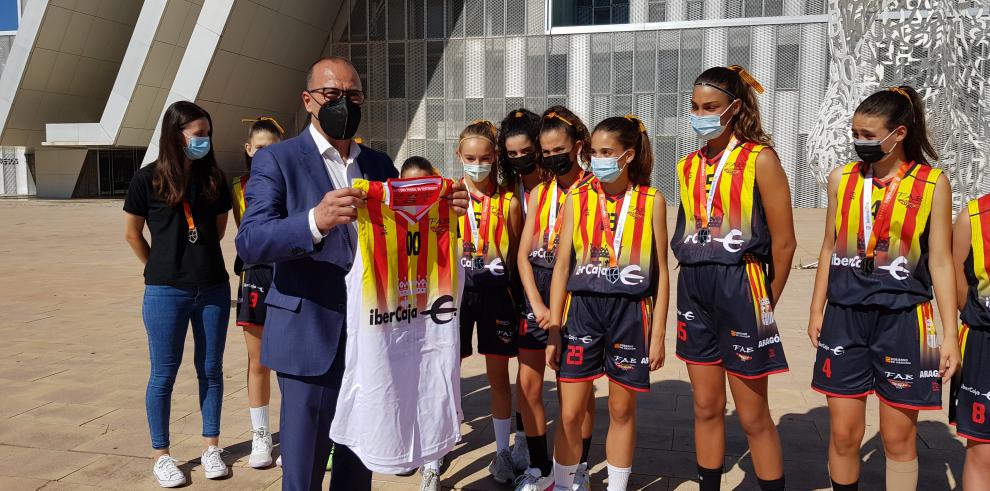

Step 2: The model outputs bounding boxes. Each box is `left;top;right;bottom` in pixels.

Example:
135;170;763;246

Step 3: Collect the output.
123;101;232;487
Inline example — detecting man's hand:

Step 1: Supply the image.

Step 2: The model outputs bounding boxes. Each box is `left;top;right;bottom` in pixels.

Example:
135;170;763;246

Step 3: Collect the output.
448;181;470;216
314;188;366;234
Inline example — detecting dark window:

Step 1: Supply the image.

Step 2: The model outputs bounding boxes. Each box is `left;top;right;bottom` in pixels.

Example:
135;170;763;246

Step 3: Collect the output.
551;0;629;27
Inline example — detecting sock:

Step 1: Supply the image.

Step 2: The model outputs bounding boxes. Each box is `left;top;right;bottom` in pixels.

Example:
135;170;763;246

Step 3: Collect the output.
423;460;440;472
493;417;512;452
249;405;269;431
886;457;918;491
553;460;578;490
831;478;858;490
698;465;723;491
757;476;785;490
607;463;632;491
581;437;592;465
527;434;551;477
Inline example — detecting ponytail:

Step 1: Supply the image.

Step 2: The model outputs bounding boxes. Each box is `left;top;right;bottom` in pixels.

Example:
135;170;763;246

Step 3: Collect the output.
854;86;937;166
592;115;653;187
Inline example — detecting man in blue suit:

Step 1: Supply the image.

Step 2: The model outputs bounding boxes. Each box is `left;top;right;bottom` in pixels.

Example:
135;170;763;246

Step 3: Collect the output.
236;57;466;490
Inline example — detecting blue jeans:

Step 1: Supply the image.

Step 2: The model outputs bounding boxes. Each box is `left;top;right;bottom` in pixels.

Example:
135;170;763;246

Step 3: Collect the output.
143;282;230;449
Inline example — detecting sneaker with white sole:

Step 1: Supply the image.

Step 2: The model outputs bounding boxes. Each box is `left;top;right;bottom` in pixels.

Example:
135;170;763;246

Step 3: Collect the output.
249;427;273;468
153;455;186;488
201;445;229;479
510;435;530;473
276;454;282;467
420;467;440;491
488;448;517;484
572;462;590;491
514;467;554;491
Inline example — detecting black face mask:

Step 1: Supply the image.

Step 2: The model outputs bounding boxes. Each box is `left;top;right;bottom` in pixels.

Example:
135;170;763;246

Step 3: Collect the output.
507;153;538;175
316;97;361;140
543;152;574;176
853;141;886;164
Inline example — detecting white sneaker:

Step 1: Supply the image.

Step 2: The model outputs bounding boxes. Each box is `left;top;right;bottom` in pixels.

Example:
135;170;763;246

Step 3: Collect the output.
488;448;517;484
572;462;590;491
153;455;186;488
249;427;274;468
201;445;229;479
420;467;440;491
514;467;554;491
276;454;282;467
510;435;530;473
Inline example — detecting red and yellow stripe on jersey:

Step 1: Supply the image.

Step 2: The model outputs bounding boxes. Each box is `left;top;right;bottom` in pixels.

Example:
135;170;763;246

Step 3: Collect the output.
458;186;514;289
354;177;459;315
527;180;568;270
232;175;248;227
566;178;657;297
962;194;990;327
671;142;772;265
828;161;942;309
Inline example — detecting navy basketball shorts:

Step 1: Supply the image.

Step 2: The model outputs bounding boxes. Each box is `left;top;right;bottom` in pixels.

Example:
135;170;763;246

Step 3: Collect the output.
951;324;990;441
236;265;273;327
558;292;654;392
812;302;942;410
518;266;553;351
675;261;789;378
460;287;518;358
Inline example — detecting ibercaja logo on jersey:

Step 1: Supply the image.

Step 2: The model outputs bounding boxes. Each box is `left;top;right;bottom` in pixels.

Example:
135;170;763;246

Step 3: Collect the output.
368;295;458;327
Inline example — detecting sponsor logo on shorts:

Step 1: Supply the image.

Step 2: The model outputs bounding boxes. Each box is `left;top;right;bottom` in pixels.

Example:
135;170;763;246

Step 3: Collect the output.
759;297;775;326
735;352;752;362
886;371;914;389
730;330;750;339
919;369;940;379
612;356;649;371
924;318;938;348
566;333;593;344
574;263;644;285
733;344;754;353
613;343;636;351
931;381;941;393
959;384;990;401
758;334;780;348
885;356;911;365
768;347;777;358
817;342;845;356
678;310;696;321
496;320;513;343
243;282;266;293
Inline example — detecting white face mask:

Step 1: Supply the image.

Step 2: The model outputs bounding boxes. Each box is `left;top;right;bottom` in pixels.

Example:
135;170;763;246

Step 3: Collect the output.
462;161;492;181
590;150;629;183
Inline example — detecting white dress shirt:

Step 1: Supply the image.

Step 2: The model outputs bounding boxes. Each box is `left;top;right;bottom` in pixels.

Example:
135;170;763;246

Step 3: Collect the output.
306;123;362;245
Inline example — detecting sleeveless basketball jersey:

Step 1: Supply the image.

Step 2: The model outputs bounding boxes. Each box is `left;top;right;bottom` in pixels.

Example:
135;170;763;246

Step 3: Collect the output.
962;194;990;327
232;175;248;226
458;185;514;289
671;141;772;265
527;179;569;270
330;176;462;473
566;178;657;297
828;161;942;309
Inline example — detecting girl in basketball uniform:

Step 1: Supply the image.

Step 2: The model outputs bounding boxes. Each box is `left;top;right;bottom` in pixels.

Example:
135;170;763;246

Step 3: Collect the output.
672;66;795;491
456;120;525;484
498;108;549;478
547;115;669;491
809;86;960;491
951;193;990;490
232;117;283;469
521;105;598;491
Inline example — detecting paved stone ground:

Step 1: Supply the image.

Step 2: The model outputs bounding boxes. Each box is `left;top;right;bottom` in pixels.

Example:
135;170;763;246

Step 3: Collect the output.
0;199;964;490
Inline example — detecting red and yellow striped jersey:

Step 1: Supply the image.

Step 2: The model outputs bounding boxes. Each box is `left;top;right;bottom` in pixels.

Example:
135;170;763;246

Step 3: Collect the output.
828;161;941;309
458;185;514;289
671;142;772;265
527;179;569;270
566;178;658;297
962;194;990;327
353;176;460;317
232;175;248;227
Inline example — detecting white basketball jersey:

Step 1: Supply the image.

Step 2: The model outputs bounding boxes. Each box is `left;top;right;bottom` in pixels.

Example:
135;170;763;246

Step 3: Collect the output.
329;177;463;473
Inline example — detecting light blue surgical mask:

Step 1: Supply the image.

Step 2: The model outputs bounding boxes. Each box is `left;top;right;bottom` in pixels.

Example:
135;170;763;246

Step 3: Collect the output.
590;150;629;183
689;103;736;140
463;161;491;181
184;136;211;160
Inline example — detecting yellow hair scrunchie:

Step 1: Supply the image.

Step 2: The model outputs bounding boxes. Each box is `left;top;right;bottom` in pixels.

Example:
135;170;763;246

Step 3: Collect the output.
623;114;647;133
241;116;286;135
544;111;573;126
727;65;765;94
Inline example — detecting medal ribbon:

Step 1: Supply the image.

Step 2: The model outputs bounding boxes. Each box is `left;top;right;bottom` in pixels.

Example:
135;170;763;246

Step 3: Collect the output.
546;170;585;253
182;199;198;243
861;161;912;263
594;180;632;268
465;185;493;257
694;136;739;230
